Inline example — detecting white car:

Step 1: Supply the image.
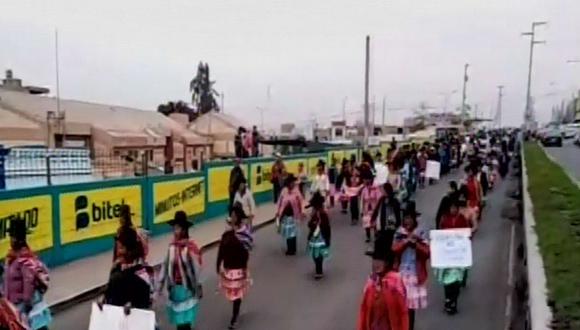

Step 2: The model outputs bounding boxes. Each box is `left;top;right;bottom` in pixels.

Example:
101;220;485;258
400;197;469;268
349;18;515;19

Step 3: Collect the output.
563;124;580;139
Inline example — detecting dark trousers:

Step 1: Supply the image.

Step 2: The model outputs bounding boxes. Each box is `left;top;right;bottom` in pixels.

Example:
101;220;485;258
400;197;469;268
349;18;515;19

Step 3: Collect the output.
314;256;324;275
444;282;462;307
341;199;348;213
350;196;359;223
286;237;297;255
273;182;282;203
231;298;242;325
409;309;416;330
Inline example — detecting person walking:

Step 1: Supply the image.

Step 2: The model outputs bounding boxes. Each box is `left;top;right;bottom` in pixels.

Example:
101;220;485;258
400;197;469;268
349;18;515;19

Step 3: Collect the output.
435;181;459;229
158;211;203;330
275;174;304;255
271;153;286;203
307;192;331;279
310;160;330;200
217;204;253;329
251;126;260;157
371;182;402;248
0;285;28;330
337;159;352;214
229;158;246;210
233;179;256;231
392;205;430;330
3;220;51;330
102;228;154;317
464;164;483;222
360;169;381;243
327;156;339;208
297;162;308;197
113;205;148;264
435;199;472;315
357;233;409;330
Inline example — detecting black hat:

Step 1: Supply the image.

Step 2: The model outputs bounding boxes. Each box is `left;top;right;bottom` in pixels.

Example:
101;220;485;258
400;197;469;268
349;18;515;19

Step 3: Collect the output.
306;191;325;209
168;210;193;228
229;202;249;221
284;173;297;186
316;159;326;168
367;232;394;264
8;219;29;241
403;201;422;218
117;227;140;252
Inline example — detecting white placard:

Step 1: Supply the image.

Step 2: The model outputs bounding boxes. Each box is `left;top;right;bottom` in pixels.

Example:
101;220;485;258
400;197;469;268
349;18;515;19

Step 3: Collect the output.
374;163;389;187
430;229;472;268
89;303;156;330
425;160;441;180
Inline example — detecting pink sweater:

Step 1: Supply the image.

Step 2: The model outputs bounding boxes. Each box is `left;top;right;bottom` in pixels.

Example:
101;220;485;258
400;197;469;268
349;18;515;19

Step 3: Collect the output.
4;257;36;305
276;187;304;219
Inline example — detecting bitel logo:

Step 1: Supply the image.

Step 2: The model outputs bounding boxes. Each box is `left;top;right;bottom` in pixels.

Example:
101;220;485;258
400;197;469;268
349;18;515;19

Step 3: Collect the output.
75;195;126;230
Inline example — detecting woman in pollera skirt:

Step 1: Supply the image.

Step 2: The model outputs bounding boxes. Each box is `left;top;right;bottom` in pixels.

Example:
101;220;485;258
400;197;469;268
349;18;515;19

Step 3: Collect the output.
392;202;430;330
158;211;203;330
217;203;253;329
307;192;331;279
276;174;305;255
360;168;381;243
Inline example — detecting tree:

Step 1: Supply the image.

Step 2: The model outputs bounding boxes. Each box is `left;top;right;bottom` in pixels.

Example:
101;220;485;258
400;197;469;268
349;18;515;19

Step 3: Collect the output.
157;100;199;122
190;62;220;114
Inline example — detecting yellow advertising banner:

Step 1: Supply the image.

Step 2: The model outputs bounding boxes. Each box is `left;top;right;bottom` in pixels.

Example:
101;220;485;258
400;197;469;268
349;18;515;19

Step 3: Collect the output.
207;165;248;202
308;156;327;179
251;161;273;193
59;185;142;244
284;159;305;176
345;149;359;162
0;195;53;257
328;150;345;169
153;177;205;224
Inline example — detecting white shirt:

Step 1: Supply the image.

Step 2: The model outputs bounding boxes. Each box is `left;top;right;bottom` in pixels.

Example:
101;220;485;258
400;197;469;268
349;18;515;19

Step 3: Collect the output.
234;189;256;216
310;173;330;195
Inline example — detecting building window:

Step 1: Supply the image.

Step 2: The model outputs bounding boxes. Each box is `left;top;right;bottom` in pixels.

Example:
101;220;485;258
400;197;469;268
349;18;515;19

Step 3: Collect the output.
335;128;344;137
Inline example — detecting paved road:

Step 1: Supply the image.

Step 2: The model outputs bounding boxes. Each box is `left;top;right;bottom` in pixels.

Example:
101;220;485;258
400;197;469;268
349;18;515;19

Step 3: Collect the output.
52;171;511;330
543;140;580;182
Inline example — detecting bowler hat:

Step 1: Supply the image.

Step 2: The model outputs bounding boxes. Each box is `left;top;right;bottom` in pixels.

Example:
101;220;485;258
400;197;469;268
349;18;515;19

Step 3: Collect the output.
168;210;193;228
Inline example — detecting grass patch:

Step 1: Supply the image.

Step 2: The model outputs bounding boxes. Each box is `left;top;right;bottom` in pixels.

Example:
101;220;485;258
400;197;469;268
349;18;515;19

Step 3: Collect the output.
525;143;580;329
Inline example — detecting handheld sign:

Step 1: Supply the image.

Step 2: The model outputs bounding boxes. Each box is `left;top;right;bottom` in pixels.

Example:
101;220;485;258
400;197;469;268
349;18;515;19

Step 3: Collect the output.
425;161;441;180
89;303;156;330
429;229;472;268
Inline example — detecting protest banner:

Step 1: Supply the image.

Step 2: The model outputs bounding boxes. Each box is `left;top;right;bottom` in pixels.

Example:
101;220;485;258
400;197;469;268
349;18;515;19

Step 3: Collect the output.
425;160;441;180
89;303;155;330
430;228;472;268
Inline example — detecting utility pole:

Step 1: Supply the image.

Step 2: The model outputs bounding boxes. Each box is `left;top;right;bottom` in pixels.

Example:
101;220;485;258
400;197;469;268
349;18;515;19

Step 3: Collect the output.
363;35;370;149
54;29;66;148
342;97;347;122
460;63;469;124
522;21;547;128
381;96;386;128
495;85;504;128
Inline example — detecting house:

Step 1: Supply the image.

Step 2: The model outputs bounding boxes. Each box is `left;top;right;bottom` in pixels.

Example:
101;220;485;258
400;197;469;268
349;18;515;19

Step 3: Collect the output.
0;71;211;175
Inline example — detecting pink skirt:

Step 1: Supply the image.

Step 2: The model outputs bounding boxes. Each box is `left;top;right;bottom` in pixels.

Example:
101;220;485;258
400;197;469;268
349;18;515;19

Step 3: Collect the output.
362;214;375;229
401;273;428;309
219;269;252;301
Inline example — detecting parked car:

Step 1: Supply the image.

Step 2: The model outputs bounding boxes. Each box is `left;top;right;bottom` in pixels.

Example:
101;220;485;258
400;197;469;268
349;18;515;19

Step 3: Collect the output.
542;129;563;147
562;124;580;139
575;130;580;146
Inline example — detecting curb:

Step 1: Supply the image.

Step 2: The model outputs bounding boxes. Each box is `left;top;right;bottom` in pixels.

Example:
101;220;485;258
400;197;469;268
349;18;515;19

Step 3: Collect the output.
49;217;277;315
521;143;554;330
538;142;580;189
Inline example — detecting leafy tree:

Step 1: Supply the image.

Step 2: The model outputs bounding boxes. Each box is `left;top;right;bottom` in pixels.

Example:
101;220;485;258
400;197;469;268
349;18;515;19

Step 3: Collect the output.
190;62;220;114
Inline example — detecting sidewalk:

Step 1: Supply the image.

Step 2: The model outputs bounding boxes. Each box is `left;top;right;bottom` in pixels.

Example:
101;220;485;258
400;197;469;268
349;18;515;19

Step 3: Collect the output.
46;201;277;312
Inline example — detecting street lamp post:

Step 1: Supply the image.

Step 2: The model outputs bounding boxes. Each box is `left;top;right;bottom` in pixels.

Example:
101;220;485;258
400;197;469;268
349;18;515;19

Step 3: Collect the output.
522;21;547;128
460;64;469;124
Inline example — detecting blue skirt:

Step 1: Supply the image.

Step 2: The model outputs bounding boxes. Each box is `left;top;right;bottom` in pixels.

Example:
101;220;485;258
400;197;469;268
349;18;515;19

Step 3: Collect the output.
308;234;330;259
17;291;51;330
167;285;199;326
280;216;298;239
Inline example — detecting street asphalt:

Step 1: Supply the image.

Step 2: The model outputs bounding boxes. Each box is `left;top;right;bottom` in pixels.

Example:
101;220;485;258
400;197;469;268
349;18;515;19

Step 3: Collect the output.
52;169;511;330
543;139;580;182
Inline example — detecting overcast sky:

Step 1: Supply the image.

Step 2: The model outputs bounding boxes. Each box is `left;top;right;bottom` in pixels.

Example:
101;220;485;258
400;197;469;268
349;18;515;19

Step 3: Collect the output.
1;0;579;128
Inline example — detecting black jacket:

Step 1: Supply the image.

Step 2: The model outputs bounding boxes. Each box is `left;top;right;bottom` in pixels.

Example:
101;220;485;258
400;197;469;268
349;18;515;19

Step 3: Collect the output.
308;210;331;247
371;195;402;232
105;263;153;309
